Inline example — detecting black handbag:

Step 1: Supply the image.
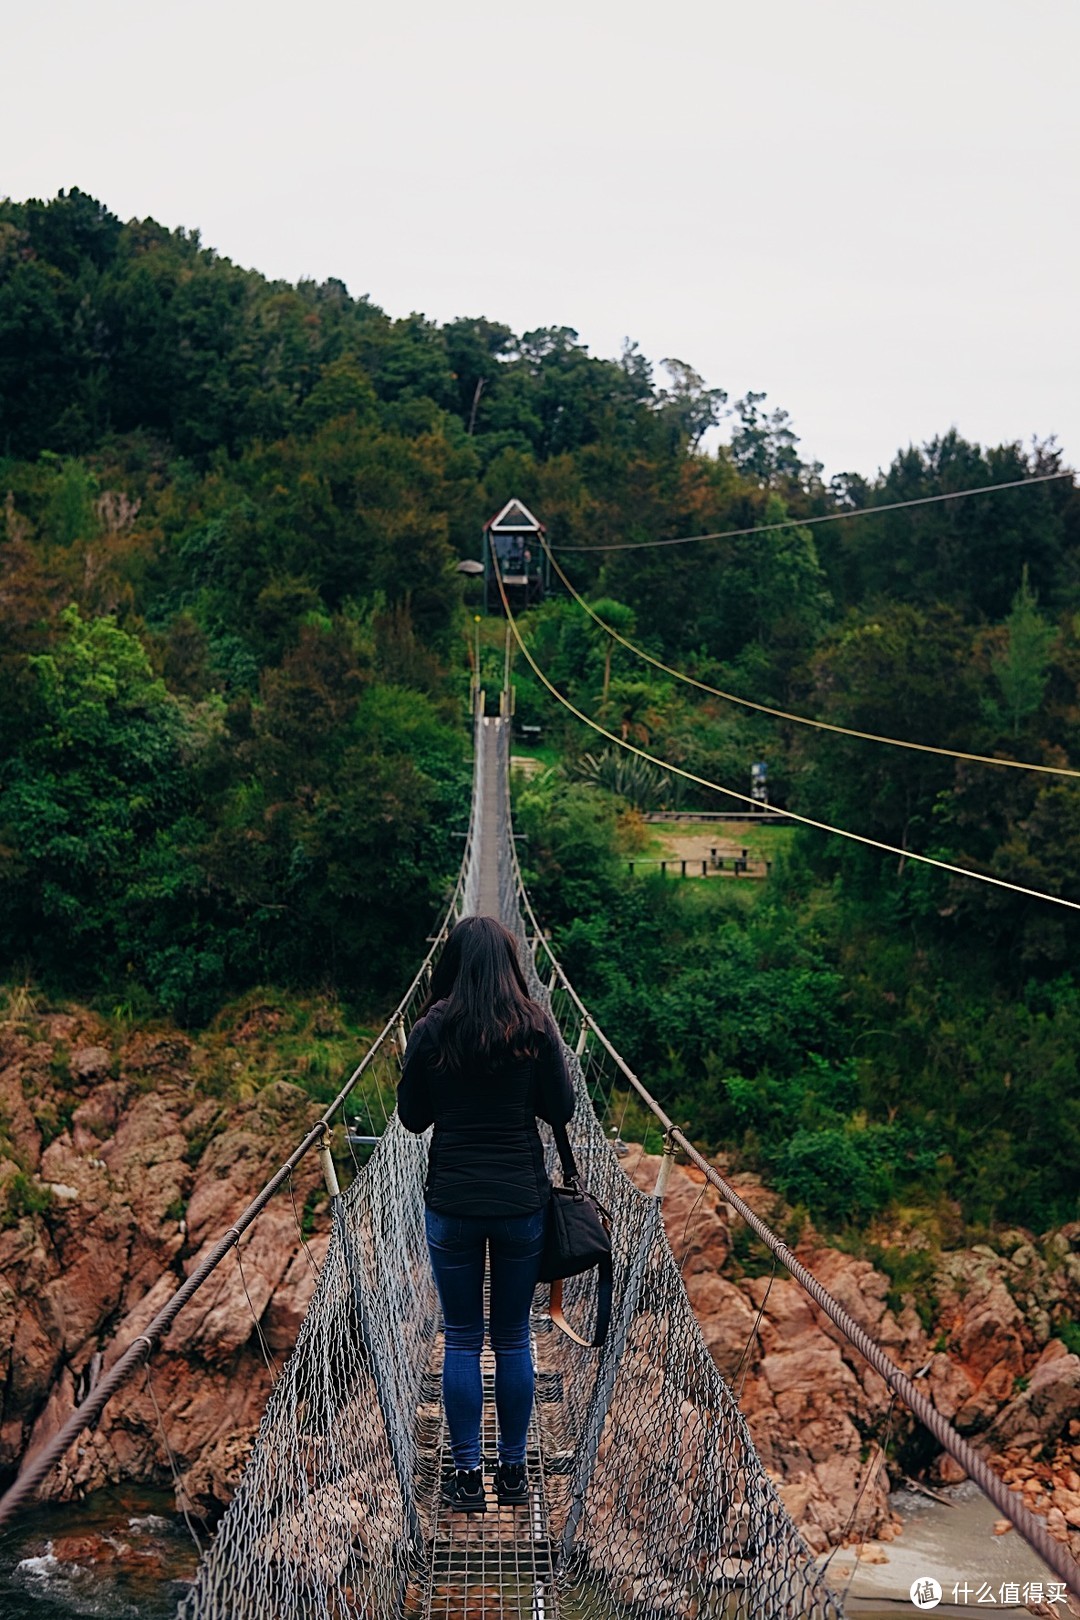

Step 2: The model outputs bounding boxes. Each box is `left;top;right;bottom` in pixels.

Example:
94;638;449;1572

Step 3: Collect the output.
538;1119;613;1347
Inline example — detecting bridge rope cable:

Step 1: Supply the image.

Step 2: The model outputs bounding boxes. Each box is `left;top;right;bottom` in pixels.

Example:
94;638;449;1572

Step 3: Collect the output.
177;707;851;1620
509;836;1080;1597
494;560;1080;913
540;535;1080;780
7;693;1074;1604
550;469;1075;552
0;802;481;1537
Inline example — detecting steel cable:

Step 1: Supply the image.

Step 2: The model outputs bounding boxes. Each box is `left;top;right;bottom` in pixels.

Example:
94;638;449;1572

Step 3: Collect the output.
494;554;1080;911
551;470;1074;552
541;534;1080;780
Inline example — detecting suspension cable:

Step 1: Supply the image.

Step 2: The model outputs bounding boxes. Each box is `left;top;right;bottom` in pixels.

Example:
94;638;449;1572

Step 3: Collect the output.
0;709;484;1534
541;535;1080;780
507;841;1079;1597
551;469;1074;552
493;556;1080;912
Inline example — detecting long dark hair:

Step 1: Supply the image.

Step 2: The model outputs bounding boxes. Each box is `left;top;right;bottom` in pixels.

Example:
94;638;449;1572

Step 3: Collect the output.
421;916;548;1072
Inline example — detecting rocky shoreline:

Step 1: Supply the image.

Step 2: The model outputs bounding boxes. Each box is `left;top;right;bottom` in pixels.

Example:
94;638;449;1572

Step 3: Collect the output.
619;1146;1080;1566
0;1009;331;1517
2;1010;1079;1575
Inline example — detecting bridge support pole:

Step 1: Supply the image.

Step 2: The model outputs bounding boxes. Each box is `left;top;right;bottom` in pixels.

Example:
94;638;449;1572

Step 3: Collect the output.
558;1198;660;1571
317;1126;340;1200
652;1129;678;1204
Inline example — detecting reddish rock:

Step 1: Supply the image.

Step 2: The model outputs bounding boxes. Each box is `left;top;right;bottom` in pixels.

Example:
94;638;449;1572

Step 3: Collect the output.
986;1340;1080;1450
933;1451;969;1485
681;1271;758;1379
616;1151;1080;1549
70;1045;112;1087
5;1021;1079;1556
1;1017;325;1511
263;1233;330;1351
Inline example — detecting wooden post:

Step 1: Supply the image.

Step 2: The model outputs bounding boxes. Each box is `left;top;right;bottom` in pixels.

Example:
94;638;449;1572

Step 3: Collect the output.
680;859;687;878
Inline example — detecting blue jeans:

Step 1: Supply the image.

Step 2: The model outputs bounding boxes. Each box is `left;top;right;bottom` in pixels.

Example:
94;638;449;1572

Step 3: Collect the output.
424;1205;546;1470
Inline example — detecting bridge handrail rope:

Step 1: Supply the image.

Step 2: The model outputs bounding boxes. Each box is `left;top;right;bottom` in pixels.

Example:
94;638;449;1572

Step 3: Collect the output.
5;659;1076;1601
511;852;1078;1592
0;691;488;1536
540;534;1080;780
494;553;1079;1594
550;470;1074;552
495;561;1080;913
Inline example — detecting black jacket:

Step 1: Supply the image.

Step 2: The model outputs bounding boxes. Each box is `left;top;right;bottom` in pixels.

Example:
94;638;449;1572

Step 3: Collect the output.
397;1000;574;1217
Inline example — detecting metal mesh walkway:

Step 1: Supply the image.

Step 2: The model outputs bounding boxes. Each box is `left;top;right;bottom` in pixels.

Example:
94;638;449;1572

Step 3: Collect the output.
415;712;559;1620
414;1318;559;1620
177;710;844;1620
474;717;506;922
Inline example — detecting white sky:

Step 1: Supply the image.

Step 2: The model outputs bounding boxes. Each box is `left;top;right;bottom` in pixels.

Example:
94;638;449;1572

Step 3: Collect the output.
4;0;1078;478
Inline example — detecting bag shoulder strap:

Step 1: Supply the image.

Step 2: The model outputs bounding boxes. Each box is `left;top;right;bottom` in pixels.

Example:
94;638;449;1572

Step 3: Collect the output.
549;1255;613;1348
551;1117;580;1186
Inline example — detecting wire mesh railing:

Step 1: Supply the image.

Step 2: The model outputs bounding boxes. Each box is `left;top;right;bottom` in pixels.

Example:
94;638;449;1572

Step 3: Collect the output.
6;689;1075;1612
175;709;846;1620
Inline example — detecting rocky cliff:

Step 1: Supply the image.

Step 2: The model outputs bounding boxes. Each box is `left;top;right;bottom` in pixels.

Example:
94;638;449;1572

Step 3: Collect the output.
0;1008;330;1515
620;1146;1080;1558
2;1010;1079;1562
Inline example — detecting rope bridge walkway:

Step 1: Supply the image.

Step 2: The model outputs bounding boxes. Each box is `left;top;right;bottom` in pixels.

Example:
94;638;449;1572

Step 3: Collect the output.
176;707;844;1620
1;695;1075;1612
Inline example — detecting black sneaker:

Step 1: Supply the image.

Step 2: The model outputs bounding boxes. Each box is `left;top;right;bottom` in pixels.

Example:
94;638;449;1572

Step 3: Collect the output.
493;1461;529;1506
441;1467;487;1513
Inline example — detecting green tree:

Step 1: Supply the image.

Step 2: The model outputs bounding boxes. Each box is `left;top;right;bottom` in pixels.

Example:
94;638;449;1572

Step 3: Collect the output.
728;392;808;486
0;605;191;982
43;456;99;545
655;358;726;450
991;566;1055;736
588;596;637;703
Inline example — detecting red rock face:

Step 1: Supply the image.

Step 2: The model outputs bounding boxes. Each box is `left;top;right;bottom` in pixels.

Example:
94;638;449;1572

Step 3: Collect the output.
618;1145;1080;1555
0;1012;330;1516
3;1019;1079;1562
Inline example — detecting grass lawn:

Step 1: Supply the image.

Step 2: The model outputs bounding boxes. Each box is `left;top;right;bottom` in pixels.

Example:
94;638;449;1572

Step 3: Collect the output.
634;820;796;866
509;739;563;769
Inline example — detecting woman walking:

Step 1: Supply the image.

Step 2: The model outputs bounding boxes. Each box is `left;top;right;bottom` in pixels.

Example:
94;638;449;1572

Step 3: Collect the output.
398;916;574;1513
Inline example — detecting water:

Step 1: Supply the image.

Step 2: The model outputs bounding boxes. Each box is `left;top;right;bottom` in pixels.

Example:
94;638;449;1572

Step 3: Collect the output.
2;1482;1068;1618
826;1481;1066;1616
0;1489;199;1619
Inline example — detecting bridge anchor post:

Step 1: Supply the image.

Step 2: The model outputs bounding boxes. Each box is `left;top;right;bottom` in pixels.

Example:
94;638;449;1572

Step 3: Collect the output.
317;1126;340;1200
652;1129;678;1203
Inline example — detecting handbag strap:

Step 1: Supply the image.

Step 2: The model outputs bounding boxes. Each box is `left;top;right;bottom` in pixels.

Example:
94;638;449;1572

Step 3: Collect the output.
551;1117;581;1187
549;1253;613;1348
548;1119;612;1347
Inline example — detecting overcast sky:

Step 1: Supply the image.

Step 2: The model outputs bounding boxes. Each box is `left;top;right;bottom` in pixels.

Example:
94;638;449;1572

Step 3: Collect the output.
5;0;1077;479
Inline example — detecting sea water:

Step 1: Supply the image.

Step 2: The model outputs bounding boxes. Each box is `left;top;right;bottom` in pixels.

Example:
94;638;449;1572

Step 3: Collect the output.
0;1489;198;1619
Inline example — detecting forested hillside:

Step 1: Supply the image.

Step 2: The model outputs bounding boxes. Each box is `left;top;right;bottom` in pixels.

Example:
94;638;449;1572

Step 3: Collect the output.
2;188;1079;1239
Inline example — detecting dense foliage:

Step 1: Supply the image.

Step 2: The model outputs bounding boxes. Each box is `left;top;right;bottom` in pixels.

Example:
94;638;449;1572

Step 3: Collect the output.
1;189;1078;1233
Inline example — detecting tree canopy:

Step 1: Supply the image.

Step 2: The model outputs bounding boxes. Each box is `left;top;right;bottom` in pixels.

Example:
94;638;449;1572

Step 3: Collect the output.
1;187;1078;1232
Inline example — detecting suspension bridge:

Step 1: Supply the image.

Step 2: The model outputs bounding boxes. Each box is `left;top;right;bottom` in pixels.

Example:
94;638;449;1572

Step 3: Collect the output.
1;685;1077;1615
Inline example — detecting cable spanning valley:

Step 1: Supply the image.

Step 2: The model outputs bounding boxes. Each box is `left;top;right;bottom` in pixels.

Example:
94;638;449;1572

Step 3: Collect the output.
494;557;1080;912
540;533;1080;780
